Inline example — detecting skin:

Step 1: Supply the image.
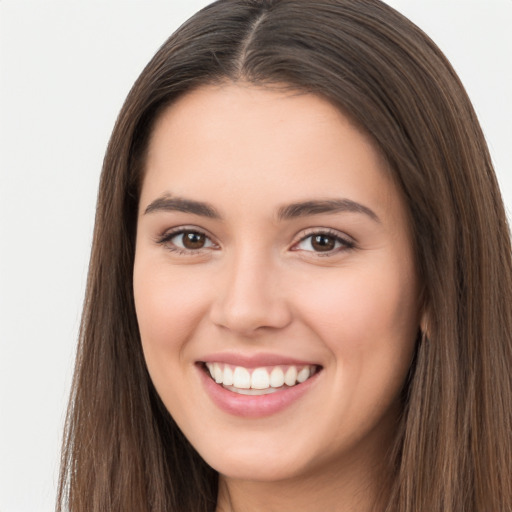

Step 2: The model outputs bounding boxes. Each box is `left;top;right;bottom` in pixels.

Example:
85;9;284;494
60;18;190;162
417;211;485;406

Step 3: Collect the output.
133;83;421;512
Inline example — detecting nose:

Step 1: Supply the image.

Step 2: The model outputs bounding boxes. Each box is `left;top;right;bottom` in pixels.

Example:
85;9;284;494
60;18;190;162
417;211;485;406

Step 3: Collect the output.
209;249;293;336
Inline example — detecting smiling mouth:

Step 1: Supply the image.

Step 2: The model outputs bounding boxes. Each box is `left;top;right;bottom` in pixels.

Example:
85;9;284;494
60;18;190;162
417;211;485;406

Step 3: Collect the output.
202;362;321;396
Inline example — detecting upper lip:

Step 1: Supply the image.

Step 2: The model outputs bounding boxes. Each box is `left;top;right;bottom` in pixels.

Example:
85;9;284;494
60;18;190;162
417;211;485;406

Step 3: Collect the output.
198;352;321;368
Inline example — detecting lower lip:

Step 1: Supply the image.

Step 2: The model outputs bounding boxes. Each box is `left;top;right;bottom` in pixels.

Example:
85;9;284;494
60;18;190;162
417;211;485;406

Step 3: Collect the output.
197;365;320;418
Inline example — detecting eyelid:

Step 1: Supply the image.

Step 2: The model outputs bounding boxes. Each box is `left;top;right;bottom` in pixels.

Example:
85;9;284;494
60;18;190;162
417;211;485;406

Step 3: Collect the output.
156;225;219;252
155;225;354;255
290;227;356;253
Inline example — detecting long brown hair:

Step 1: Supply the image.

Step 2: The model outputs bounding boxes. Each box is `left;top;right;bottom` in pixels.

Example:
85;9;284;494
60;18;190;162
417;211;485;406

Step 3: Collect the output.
57;1;512;510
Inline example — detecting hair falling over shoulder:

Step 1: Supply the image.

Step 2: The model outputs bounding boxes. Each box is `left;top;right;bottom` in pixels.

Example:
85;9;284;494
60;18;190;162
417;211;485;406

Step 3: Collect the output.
57;1;512;511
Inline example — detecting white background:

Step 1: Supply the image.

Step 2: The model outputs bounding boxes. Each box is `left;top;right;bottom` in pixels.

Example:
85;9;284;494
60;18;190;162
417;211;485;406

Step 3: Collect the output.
0;1;510;511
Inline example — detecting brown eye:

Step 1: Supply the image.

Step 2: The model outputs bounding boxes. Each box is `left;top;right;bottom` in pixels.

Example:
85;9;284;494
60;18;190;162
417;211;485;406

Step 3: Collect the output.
161;229;216;252
294;231;354;254
311;234;336;252
182;231;206;249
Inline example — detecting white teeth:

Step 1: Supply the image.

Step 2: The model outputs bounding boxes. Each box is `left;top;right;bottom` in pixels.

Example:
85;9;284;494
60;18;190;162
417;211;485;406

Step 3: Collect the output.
297;367;310;383
270;367;285;388
233;366;251;389
224;385;280;396
214;364;223;384
205;362;318;391
223;365;234;386
251;368;270;389
206;362;215;379
284;366;298;386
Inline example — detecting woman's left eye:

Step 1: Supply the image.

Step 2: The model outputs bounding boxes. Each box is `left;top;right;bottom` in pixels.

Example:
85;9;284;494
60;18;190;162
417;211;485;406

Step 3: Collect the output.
293;231;354;254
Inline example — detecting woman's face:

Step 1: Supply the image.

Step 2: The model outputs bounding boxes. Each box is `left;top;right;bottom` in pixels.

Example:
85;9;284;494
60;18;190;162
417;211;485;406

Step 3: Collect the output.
134;84;420;483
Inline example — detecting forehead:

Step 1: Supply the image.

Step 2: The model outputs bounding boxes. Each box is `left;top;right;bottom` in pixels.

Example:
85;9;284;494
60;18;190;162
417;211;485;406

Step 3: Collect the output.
141;83;403;224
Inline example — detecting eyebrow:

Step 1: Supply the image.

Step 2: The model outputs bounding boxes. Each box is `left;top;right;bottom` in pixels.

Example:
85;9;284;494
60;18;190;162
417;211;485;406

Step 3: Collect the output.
277;199;380;222
144;195;379;223
144;196;221;218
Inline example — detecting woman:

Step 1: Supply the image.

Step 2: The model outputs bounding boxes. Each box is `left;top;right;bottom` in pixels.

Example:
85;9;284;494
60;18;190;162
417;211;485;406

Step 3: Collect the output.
57;1;512;511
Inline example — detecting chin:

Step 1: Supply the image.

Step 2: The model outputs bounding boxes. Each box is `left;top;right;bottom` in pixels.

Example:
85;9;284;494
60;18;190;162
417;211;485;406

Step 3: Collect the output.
208;452;308;483
190;428;326;483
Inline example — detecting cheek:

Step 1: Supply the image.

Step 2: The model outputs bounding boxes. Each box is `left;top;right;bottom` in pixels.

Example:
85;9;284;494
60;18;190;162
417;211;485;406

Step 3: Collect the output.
295;261;419;370
133;259;210;365
296;263;419;435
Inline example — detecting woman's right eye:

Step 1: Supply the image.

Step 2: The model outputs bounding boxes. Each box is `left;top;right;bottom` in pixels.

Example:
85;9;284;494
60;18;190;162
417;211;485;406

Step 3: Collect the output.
158;229;216;253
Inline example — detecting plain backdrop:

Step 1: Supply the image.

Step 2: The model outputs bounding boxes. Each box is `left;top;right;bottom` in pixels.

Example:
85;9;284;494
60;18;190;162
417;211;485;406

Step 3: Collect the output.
0;1;511;511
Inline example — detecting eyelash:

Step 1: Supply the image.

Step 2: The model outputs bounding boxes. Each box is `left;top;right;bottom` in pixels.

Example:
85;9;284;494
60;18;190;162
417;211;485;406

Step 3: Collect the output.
292;228;356;256
156;227;355;256
156;227;217;255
